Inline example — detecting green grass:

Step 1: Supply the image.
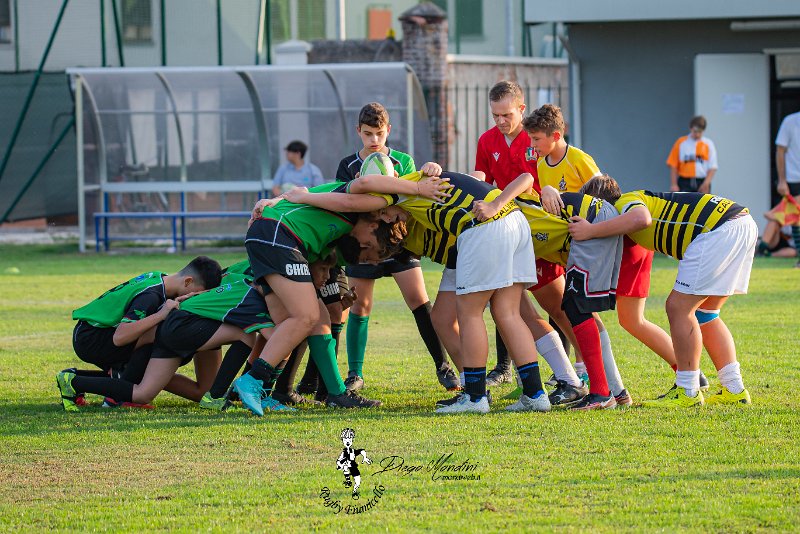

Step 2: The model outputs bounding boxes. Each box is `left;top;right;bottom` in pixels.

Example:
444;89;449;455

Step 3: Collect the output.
0;245;798;532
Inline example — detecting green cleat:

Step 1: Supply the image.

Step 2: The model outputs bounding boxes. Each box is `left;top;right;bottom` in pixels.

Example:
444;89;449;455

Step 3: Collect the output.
641;386;704;408
705;386;751;405
56;371;79;412
199;392;231;411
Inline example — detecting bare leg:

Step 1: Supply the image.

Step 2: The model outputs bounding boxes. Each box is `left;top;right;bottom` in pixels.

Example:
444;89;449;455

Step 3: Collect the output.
617;295;676;367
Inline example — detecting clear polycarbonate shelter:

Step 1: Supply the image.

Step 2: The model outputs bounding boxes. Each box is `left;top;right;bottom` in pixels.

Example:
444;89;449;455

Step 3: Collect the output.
67;63;433;251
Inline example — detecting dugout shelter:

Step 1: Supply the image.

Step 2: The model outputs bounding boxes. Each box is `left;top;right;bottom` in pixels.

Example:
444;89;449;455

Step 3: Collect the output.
68;63;433;251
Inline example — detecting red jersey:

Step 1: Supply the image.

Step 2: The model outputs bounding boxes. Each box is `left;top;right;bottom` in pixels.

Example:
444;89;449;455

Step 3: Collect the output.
475;126;540;193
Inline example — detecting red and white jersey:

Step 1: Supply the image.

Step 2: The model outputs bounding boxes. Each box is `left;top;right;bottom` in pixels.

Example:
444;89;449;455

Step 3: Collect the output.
475;126;540;193
666;134;718;179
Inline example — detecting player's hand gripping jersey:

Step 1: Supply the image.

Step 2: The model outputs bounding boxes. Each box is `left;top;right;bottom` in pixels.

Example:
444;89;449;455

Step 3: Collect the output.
516;191;606;265
355;171;518;236
616;191;748;259
72;271;167;328
256;182;358;262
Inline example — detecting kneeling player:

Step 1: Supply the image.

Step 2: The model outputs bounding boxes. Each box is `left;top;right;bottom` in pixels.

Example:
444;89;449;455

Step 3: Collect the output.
56;273;274;411
575;175;756;407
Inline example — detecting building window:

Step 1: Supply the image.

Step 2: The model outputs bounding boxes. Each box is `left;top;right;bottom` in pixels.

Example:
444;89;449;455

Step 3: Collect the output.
270;0;325;44
0;0;11;43
122;0;152;43
432;0;483;37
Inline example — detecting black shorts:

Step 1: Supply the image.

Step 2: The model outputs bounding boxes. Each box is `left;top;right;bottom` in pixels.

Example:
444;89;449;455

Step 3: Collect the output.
152;310;221;366
345;257;421;279
245;218;312;293
72;321;136;371
677;177;709;193
562;269;617;315
318;266;349;305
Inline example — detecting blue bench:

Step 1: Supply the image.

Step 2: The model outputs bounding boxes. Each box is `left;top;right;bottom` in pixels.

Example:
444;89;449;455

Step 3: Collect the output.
93;180;269;251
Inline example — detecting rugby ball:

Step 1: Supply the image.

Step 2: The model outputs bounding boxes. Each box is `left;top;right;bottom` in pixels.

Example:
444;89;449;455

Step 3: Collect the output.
360;152;394;177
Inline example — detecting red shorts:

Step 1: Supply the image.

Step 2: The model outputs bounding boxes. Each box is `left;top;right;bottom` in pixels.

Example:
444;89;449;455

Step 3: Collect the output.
528;258;565;293
617;236;653;298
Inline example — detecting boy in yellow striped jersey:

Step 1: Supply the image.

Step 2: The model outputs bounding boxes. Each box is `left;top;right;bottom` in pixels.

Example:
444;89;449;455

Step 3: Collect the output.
574;175;757;407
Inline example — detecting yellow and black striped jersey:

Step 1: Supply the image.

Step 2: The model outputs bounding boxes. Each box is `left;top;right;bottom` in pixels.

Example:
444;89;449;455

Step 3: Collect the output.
516;191;606;265
354;171;518;236
615;191;748;259
403;220;458;268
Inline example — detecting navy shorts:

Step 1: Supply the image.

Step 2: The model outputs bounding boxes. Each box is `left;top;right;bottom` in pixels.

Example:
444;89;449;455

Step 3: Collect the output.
245;218;312;293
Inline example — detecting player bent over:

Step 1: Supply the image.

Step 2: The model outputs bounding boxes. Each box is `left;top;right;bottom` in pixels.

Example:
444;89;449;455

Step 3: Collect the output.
56;273;272;411
62;256;221;409
575;175;756;407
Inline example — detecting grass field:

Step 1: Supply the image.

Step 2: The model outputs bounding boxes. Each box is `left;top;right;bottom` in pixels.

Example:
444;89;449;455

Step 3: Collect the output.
0;244;798;532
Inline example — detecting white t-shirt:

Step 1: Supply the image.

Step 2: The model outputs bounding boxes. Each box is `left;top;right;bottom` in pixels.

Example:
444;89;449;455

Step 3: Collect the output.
776;111;800;184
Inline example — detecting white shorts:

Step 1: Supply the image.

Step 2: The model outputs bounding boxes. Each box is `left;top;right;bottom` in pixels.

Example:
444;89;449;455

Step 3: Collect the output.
674;214;758;296
455;210;537;295
438;268;457;293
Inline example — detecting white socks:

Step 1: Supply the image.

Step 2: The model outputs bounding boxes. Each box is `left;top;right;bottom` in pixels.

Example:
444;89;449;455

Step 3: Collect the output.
676;370;700;397
600;330;625;396
536;331;581;387
718;362;745;394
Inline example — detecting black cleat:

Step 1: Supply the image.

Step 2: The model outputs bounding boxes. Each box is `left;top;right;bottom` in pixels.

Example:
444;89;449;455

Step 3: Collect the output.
344;371;365;392
485;366;513;388
436;364;460;391
326;390;381;408
548;380;589;408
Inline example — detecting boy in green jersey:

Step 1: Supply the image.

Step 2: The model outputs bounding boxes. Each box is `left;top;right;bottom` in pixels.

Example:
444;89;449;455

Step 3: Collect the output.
64;257;221;406
56;272;277;412
335;102;458;393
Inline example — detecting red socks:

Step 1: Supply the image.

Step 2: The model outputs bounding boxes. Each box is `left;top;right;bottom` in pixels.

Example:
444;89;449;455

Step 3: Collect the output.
572;319;610;397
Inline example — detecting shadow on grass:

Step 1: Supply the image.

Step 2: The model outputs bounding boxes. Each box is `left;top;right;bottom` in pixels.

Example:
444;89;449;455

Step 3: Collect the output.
0;400;452;438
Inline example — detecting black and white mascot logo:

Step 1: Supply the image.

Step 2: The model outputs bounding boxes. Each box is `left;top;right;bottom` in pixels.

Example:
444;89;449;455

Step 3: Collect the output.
336;428;372;499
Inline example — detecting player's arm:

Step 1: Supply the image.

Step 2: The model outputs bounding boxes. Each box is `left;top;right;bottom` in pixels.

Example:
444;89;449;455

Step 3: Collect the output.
667;140;680;192
472;172;535;221
568;204;651;241
113;296;179;346
349;173;450;201
474;142;493;184
776;145;789;196
284;187;388;212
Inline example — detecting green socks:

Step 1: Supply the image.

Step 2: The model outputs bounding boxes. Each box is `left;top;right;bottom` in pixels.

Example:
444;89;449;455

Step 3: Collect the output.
308;334;346;396
346;312;369;377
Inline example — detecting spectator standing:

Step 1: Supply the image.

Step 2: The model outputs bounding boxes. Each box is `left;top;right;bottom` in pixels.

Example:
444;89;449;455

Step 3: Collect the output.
667;115;718;193
775;110;800;267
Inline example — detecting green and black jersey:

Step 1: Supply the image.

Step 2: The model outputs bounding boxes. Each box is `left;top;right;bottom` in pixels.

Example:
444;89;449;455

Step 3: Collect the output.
72;272;167;328
257;182;358;262
179;274;273;333
222;260;253;279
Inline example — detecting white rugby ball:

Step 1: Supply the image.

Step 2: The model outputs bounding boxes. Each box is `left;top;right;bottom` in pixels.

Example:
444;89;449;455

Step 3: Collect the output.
360;152;394;177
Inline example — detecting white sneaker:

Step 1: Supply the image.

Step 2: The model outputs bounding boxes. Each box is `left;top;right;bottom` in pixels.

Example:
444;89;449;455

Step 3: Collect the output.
435;393;490;414
505;393;551;412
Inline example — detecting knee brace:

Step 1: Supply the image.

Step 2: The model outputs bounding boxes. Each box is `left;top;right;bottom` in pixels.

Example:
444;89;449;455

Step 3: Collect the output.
695;308;720;325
